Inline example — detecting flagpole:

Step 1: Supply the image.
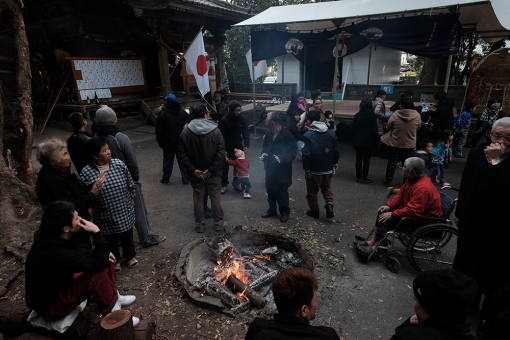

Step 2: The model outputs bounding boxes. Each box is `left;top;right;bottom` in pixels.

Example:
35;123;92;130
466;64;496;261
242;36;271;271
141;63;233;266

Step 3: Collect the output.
252;61;258;139
333;34;339;125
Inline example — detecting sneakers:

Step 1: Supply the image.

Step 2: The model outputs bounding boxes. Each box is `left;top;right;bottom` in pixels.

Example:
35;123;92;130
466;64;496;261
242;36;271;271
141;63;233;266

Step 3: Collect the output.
142;234;166;248
325;203;334;218
305;209;320;219
112;291;136;312
214;220;228;232
243;192;251;199
441;182;451;187
132;316;140;328
221;186;227;194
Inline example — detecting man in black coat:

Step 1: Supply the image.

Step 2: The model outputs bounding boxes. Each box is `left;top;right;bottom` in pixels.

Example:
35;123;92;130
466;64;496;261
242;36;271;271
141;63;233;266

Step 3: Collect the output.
260;113;296;223
155;93;189;185
453;117;510;332
245;267;340;340
25;201;139;326
67;112;91;174
430;91;455;131
219;100;250;194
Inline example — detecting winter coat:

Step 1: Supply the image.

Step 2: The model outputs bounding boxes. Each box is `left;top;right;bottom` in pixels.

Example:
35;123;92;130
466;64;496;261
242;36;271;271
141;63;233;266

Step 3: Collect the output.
155;103;189;152
302;122;340;175
225;158;249;177
67;130;91;174
261;127;296;188
94;125;140;181
430;98;455;130
25;229;110;314
219;112;250;158
36;165;96;246
380;109;421;149
373;97;388;136
391;317;478;340
246;314;340;340
453;146;510;296
178;119;225;177
386;174;442;220
352;107;379;149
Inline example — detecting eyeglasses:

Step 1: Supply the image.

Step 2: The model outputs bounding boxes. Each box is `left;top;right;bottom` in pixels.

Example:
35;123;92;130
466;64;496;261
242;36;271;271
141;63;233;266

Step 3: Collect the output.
491;133;510;142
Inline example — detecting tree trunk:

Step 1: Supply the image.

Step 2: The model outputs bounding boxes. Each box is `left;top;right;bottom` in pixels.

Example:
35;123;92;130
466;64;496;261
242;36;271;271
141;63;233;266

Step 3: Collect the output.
100;310;135;340
419;58;441;85
0;0;36;185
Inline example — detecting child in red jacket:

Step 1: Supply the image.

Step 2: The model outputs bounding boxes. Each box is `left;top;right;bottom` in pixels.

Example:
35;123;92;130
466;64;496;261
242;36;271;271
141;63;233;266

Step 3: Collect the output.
226;149;251;198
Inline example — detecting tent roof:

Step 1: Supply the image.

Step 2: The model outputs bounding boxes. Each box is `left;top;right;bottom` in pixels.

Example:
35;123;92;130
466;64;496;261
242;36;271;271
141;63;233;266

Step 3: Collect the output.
234;0;510;41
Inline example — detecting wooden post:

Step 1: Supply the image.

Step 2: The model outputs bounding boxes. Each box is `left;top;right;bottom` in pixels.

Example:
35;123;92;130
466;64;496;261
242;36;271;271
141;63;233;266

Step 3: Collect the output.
100;310;135;340
157;40;171;96
226;275;267;308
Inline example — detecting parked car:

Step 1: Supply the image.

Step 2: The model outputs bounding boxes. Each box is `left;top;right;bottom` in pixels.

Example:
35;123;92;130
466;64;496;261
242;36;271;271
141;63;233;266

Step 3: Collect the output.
263;76;277;83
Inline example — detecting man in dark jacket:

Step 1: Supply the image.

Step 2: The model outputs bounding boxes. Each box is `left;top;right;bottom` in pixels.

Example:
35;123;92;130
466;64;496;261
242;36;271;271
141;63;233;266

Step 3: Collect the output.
219;100;250;194
67;112;91;174
178;104;227;233
302;110;340;219
260;113;296;223
155;94;189;185
430;91;455;131
25;201;139;326
94;107;165;248
245;267;340;340
390;269;478;340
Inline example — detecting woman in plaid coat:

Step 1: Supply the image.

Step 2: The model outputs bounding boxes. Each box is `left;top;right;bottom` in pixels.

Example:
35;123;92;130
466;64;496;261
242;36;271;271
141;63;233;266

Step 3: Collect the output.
80;136;137;272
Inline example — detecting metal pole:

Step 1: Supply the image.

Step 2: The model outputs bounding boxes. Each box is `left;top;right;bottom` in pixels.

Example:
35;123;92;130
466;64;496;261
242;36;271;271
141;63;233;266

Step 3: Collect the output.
444;54;453;93
252;61;258;139
332;35;339;124
342;57;351;101
366;43;372;86
303;49;306;94
281;55;285;101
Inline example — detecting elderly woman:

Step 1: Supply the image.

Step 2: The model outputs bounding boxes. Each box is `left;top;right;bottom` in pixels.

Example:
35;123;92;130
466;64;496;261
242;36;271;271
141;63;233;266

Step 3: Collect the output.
380;97;421;187
470;96;505;147
80;136;137;272
35;137;104;248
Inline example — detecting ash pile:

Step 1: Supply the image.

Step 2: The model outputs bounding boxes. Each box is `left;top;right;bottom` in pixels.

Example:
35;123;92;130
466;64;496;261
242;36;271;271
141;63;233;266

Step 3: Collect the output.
191;236;303;315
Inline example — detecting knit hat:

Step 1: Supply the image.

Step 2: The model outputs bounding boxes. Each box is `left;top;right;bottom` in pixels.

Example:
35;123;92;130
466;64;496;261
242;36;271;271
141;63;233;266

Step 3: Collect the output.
413;269;477;324
95;107;117;126
228;100;242;111
165;93;177;104
234;148;245;159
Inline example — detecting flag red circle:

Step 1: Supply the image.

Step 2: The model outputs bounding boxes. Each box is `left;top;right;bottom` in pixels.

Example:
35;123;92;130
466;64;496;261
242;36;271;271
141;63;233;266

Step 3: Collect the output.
196;55;208;76
254;61;260;66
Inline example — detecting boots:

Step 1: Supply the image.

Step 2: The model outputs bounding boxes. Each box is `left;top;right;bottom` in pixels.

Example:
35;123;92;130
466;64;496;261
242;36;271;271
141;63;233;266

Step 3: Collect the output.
325;203;334;218
384;177;393;187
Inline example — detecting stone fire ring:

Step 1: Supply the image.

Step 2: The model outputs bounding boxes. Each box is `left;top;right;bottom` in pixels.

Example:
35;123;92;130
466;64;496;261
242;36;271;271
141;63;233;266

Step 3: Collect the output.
175;230;314;315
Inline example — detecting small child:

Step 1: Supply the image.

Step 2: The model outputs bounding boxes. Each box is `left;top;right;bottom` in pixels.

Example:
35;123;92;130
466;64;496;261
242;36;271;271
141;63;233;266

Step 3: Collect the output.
453;102;475;158
324;110;335;130
386;139;434;197
430;130;453;187
225;149;251;198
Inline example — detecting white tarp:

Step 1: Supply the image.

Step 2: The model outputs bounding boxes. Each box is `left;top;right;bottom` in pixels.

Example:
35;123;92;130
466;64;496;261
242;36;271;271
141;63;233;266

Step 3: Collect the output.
234;0;510;42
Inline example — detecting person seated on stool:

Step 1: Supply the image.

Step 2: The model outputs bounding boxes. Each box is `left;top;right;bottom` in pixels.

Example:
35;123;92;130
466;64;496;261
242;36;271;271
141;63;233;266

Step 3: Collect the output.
25;201;140;327
354;157;442;257
390;269;478;339
245;267;340;340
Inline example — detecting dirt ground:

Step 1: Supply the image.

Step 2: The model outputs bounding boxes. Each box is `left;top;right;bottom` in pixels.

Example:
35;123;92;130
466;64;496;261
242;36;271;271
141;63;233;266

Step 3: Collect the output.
0;122;470;339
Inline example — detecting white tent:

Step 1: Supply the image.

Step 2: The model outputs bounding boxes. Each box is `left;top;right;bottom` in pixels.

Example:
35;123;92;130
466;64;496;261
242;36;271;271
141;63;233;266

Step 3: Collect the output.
234;0;510;43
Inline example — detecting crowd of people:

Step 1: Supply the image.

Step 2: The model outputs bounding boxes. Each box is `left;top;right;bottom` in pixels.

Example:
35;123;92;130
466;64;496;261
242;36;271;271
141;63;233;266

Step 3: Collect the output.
24;89;510;339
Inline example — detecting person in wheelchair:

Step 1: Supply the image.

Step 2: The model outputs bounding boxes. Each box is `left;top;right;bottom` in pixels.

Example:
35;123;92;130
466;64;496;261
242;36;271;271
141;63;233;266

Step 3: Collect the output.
355;157;443;257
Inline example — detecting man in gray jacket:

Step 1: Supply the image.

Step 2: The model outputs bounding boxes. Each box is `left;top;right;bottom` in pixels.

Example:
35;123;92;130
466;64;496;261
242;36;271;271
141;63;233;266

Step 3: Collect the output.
178;104;227;233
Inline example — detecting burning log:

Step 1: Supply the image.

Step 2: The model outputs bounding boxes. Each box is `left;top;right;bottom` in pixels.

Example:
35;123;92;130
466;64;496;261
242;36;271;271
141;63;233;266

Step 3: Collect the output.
249;270;278;291
205;237;234;263
226;275;267;308
206;281;242;307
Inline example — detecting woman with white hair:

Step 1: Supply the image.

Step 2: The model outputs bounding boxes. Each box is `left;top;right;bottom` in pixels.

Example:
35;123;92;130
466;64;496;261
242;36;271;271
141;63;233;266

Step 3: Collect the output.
35;137;105;248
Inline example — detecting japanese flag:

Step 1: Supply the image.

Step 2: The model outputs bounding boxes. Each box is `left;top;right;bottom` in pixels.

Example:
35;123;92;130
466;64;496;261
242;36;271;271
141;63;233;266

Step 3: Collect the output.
184;31;210;97
246;49;267;82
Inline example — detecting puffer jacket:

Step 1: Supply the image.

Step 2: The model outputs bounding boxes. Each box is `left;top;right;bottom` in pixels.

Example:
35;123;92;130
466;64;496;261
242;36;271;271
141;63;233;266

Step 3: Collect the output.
380;109;421;149
302;122;340;175
155;103;189;152
430;98;455;130
178;119;225;177
373;97;388;136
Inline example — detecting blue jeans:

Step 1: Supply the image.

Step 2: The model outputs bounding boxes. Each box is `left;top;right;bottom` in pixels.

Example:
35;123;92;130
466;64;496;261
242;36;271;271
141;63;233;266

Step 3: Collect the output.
233;177;251;193
162;150;189;184
430;163;446;184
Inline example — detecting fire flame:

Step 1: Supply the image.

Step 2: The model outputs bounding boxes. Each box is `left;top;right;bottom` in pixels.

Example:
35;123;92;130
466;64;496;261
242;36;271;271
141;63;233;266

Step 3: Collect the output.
214;255;249;285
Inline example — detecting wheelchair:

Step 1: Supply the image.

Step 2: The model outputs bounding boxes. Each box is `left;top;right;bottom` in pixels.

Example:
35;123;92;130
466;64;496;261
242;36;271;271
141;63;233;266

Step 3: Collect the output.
358;187;459;274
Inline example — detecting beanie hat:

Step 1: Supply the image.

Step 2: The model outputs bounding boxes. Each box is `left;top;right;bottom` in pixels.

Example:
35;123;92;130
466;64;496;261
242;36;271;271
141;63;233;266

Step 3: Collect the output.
413;269;477;324
165;93;177;104
228;100;241;111
95;107;117;126
234;148;245;159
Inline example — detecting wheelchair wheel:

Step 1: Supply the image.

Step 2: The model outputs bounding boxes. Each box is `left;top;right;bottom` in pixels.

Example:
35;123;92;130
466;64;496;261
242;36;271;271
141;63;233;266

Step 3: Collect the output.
406;223;458;273
385;256;401;274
